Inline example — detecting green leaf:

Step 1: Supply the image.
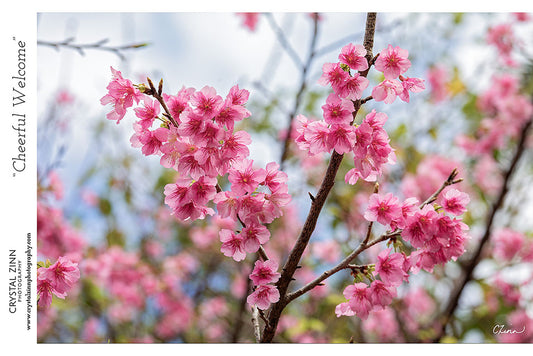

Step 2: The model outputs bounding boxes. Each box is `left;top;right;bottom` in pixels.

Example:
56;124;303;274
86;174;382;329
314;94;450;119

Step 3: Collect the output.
98;198;112;216
105;228;125;247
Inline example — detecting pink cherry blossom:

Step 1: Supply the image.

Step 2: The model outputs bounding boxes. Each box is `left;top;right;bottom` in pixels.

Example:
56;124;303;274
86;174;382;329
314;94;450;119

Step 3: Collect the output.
440;188;470;215
321;93;354;126
247;285;280;310
215;98;250;131
38;256;80;294
219;229;247;261
375;249;407;287
402;205;439;249
369;280;397;308
487;23;516;66
364;193;402;226
371;79;403;104
100;67;144;124
336;73;370;100
328;124;356;154
338;43;368;71
398;76;425;103
228;159;267;195
241;223;271;253
303;120;331;155
163;86;195;124
134;97;160;129
214;191;241;220
37;267;67;308
262;162;289;193
188;176;217;206
318;62;349;90
374;45;411;80
249;260;280;286
343;283;373;320
190;85;223;118
138;127;169;156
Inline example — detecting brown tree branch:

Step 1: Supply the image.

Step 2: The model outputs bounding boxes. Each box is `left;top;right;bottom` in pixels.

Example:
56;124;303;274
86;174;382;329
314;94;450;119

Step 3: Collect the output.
432;117;532;342
260;12;377;343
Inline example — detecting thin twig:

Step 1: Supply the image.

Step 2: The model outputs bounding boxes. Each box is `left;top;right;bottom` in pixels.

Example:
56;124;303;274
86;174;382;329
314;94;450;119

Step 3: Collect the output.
38;38;148;60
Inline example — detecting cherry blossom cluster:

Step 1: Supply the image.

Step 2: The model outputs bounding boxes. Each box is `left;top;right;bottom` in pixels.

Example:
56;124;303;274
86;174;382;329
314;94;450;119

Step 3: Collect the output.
295;43;424;185
336;187;470;319
37;256;80;308
101;67;291;310
246;260;281;310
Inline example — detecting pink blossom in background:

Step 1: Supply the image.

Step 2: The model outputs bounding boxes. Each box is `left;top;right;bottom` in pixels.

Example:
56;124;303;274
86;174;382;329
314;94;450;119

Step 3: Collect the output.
493;228;525;261
492;276;522;307
55;89;75;105
401;287;436;334
247;284;280;310
497;309;533;343
81;317;100;343
487;23;517;66
513;12;531;22
363;308;400;342
47;170;64;201
427;65;449;103
236;12;260;32
473;155;502;195
374;45;411;80
311;240;341;264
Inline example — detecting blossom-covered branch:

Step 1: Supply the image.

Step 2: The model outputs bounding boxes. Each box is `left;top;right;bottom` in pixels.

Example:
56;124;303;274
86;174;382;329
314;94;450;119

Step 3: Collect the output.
260;12;378;343
285;169;464;304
